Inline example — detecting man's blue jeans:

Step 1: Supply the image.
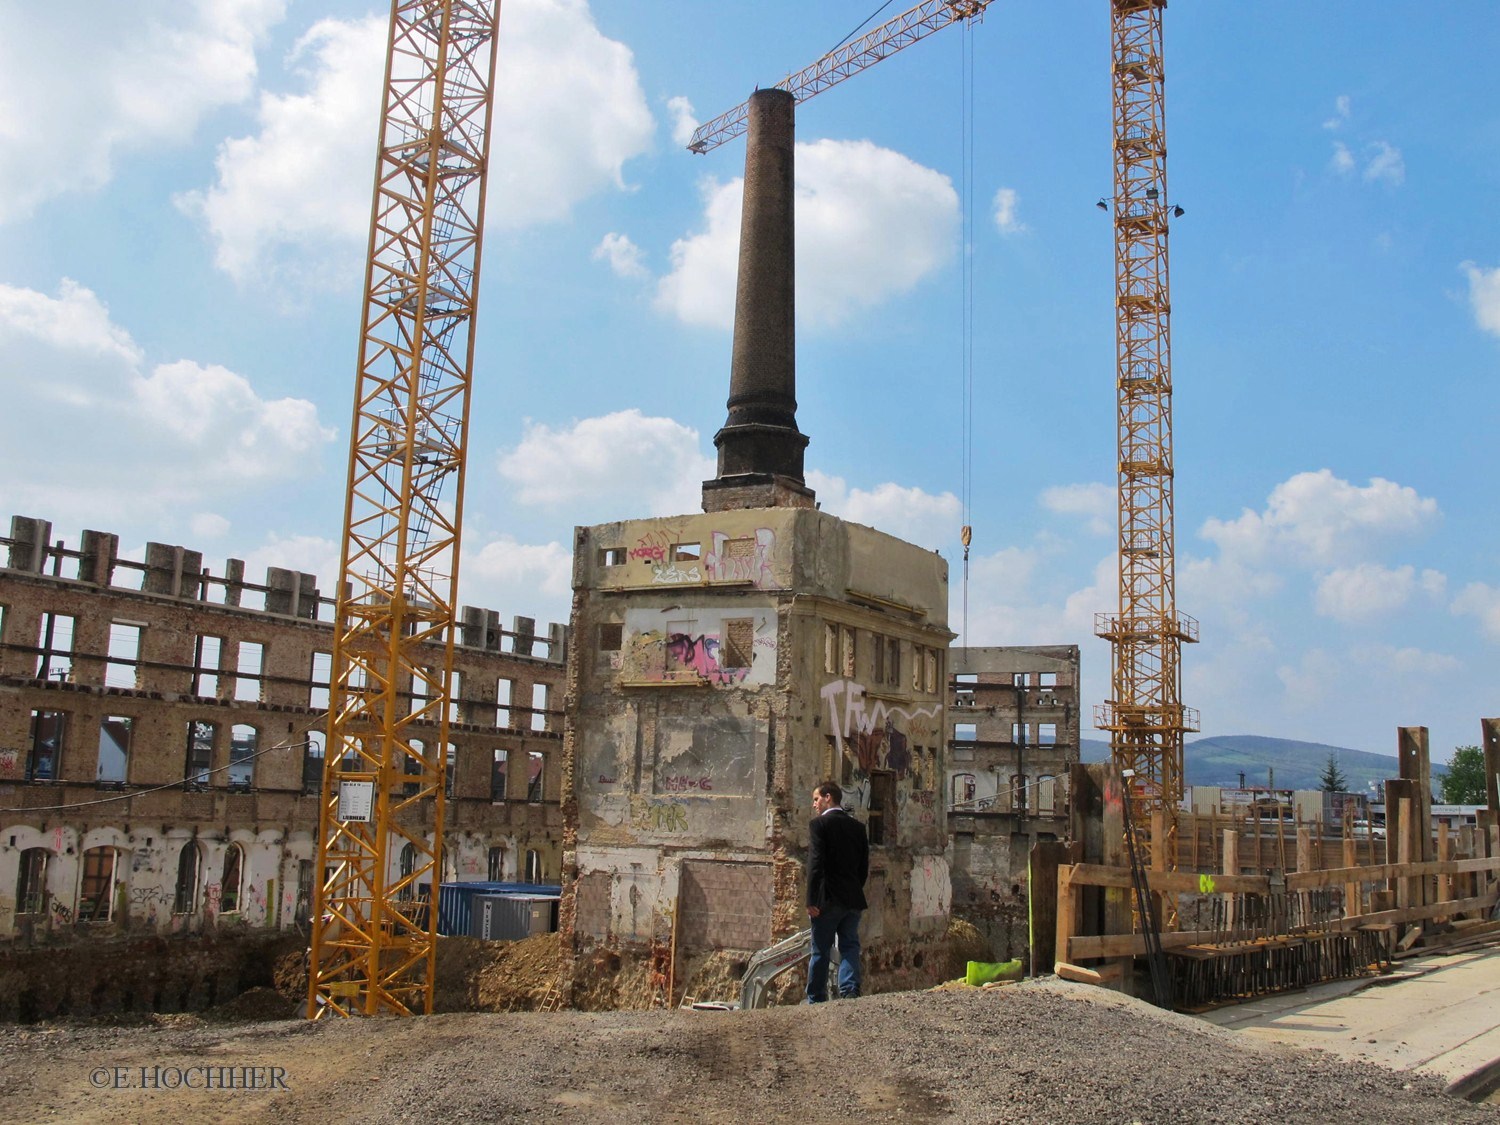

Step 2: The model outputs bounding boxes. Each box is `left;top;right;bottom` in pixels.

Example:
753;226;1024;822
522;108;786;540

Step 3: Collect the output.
806;905;862;1002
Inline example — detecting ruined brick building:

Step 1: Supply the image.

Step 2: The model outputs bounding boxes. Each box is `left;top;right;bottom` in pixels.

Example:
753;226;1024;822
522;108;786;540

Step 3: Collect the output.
0;514;566;942
559;90;955;997
946;645;1081;955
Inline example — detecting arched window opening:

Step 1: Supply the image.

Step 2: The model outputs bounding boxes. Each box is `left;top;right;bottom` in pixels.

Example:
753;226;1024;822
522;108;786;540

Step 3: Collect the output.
951;773;976;807
174;841;201;915
185;720;215;788
79;847;118;922
220;845;244;913
397;842;417;901
16;848;49;915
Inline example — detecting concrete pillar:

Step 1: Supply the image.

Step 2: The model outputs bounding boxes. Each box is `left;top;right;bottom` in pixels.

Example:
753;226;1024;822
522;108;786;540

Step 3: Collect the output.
512;615;535;658
143;543;204;599
79;530;119;587
703;87;813;514
547;622;568;662
7;515;52;573
461;606;501;651
266;568;318;619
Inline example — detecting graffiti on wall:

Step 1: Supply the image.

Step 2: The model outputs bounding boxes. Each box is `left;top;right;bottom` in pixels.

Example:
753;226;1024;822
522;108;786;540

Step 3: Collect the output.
820;679;940;780
634;801;689;833
0;747;17;774
665;633;747;685
651;562;701;585
705;528;775;587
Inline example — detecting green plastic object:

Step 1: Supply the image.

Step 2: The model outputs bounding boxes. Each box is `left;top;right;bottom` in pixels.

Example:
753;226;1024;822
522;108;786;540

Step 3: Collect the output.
965;959;1023;987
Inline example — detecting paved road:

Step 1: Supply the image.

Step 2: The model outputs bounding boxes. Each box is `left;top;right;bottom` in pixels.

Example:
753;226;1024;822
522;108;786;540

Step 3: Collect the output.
1199;943;1500;1099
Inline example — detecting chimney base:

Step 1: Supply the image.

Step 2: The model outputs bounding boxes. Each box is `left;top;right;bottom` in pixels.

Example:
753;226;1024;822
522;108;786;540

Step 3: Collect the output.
701;473;816;514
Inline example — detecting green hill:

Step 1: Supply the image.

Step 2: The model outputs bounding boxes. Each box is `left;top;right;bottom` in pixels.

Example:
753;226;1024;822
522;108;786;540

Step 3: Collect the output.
1080;734;1401;793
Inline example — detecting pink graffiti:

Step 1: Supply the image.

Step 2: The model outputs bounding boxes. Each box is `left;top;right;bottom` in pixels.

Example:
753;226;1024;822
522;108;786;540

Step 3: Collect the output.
666;633;748;686
629;544;666;562
0;748;17;774
705;528;775;587
662;775;713;793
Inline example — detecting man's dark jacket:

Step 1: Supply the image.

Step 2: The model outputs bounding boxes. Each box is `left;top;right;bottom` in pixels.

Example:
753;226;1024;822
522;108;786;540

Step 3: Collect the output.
807;807;869;911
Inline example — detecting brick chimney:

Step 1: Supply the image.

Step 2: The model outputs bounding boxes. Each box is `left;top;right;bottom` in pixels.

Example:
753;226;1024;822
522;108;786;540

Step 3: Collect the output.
702;88;815;514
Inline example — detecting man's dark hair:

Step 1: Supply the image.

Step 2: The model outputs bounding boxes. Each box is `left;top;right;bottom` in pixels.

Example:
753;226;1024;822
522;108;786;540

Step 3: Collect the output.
815;780;843;805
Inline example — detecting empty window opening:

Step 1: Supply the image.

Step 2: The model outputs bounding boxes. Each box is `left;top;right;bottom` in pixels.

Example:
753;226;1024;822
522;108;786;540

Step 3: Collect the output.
887;638;900;687
1011;774;1029;815
912;645;925;692
16;848;48;915
841;628;857;679
598;622;623;652
491;749;508;801
672;542;701;561
403;740;425;798
823;623;838;674
926;650;939;694
952;773;977;806
105;622;143;690
27;709;65;782
1038;672;1058;688
97;715;131;784
80;846;118;921
874;632;886;683
36;612;74;681
1011;722;1030;745
220;845;244;913
303;732;325;795
1037;775;1057;815
234;641;264;703
193;635;222;697
228;724;257;789
954;723;977;742
174;842;201;915
868;770;895;847
488;846;507;882
445;743;457;799
722;618;754;669
409;665;432;718
1038;723;1058;746
527;751;545;802
295;860;314;925
496;679;513;727
956;673;978;685
531;683;549;732
448;671;463;725
185;720;215;788
309;651;332;709
599;547;626;567
524;849;544;884
1012;672;1032;688
397;842;418;901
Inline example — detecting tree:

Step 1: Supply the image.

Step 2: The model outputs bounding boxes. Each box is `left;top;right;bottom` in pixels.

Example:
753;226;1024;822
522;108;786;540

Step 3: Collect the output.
1318;752;1348;793
1439;745;1487;805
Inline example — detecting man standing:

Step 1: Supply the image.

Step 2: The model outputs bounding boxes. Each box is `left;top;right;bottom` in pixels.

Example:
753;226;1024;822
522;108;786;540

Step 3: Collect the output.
806;780;869;1002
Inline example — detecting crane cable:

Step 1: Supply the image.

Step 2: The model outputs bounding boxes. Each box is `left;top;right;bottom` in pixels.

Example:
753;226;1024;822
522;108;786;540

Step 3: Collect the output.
959;15;976;658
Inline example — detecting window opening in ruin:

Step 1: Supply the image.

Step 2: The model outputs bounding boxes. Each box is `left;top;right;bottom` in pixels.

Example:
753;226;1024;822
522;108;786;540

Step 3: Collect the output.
1012;672;1031;688
955;722;977;742
448;671;463;724
1011;722;1029;745
496;678;513;726
887;638;900;687
1038;672;1058;688
172;841;200;913
955;689;974;708
80;846;117;921
926;650;939;694
868;770;895;847
1011;774;1028;814
104;621;143;690
228;724;256;789
722;618;754;669
673;542;701;561
873;632;886;683
822;734;838;781
491;749;508;801
409;664;432;717
193;635;221;697
309;651;332;709
27;709;65;782
16;848;48;915
842;627;856;679
403;740;424;797
1037;775;1056;815
531;683;549;732
235;641;264;702
525;849;543;884
527;751;544;802
952;773;976;806
445;742;456;798
36;612;74;681
221;845;244;913
97;715;131;784
598;622;623;651
295;860;313;924
599;547;626;566
303;732;325;794
912;645;924;692
1038;723;1057;746
185;720;215;788
397;842;417;901
824;623;838;674
487;846;506;881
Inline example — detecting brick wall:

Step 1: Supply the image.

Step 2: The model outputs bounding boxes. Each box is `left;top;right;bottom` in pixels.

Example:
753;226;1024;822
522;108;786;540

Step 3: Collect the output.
678;861;772;952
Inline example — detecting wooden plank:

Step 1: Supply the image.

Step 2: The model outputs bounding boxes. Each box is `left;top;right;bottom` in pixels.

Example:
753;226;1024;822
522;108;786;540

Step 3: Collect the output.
1054;864;1077;979
1028;840;1068;977
1067;863;1270;895
1341;891;1499;932
1286;855;1500;890
1069;929;1220;960
1342;835;1359;919
1055;961;1107;985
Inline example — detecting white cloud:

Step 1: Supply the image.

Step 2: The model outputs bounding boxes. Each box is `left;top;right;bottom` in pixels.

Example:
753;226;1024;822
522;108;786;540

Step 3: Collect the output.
1201;469;1439;568
0;279;334;525
191;513;232;539
666;95;698;148
656;139;958;329
992;187;1025;235
1313;563;1445;623
1363;140;1405;185
184;0;653;288
1322;95;1351;130
593;232;648;279
0;0;284;223
241;534;342;586
463;536;575;629
1039;482;1112;535
1460;262;1500;338
496;409;713;520
1452;582;1500;641
1349;643;1461;679
1330;141;1355;175
806;471;961;548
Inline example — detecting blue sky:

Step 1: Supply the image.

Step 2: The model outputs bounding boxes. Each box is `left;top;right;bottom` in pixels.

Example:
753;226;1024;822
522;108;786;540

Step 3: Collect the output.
1;1;1496;765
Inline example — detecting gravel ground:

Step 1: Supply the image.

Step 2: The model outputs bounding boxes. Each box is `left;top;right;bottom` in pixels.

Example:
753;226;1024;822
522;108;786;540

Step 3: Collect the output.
0;978;1494;1124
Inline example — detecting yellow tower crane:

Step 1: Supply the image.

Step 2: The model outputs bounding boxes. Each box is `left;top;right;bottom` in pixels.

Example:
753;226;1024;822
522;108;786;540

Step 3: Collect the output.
1093;0;1198;875
308;0;501;1018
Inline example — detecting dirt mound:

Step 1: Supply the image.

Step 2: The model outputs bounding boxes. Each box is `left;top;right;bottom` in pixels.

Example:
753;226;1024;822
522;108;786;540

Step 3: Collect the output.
204;986;299;1022
475;932;564;1011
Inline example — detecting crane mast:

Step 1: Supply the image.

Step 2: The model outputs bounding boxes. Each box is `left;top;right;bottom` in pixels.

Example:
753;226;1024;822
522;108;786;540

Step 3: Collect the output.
1094;0;1198;872
687;0;992;154
308;0;499;1018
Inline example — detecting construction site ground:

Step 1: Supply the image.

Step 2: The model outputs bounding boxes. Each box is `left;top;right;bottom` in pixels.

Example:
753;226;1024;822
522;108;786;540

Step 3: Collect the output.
3;964;1499;1124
